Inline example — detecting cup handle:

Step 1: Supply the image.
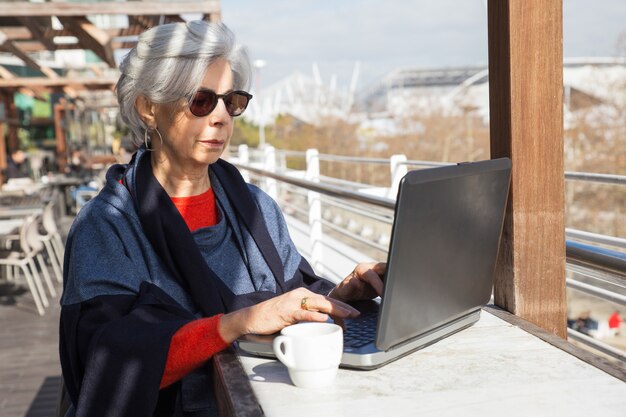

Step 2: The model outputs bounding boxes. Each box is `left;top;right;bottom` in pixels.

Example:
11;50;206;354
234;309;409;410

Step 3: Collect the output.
273;336;295;368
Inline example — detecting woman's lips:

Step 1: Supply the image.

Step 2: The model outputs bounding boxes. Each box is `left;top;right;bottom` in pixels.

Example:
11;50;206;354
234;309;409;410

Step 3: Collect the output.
199;139;224;147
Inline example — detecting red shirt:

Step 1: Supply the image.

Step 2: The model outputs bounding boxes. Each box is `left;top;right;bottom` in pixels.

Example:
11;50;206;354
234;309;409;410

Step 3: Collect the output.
170;187;218;232
161;187;227;389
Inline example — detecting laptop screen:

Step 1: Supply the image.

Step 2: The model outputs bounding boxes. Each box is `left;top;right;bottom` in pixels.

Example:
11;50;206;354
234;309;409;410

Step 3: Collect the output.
376;158;511;351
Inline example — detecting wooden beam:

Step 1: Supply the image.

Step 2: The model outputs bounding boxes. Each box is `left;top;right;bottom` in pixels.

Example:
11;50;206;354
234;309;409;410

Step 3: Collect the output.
14;39;134;52
129;15;158;30
0;38;60;79
0;77;117;89
204;12;221;23
164;15;186;24
0;1;220;17
0;65;15;80
0;65;47;101
50;27;146;38
18;17;57;50
17;87;49;102
57;16;116;67
488;0;566;337
1;27;33;41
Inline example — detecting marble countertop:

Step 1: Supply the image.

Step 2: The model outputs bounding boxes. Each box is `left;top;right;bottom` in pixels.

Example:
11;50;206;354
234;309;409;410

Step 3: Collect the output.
236;310;626;417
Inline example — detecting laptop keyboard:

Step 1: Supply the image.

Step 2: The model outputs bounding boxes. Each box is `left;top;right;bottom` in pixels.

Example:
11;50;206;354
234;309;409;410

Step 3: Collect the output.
343;311;378;348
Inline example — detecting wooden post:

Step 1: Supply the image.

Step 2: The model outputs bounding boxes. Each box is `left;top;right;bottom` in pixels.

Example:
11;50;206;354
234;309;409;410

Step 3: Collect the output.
4;92;19;152
488;0;567;337
54;102;67;173
0;122;6;184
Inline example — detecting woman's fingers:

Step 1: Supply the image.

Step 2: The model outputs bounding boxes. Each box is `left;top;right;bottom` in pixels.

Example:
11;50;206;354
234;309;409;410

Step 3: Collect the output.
353;262;386;293
372;262;387;278
293;309;329;323
359;267;384;297
298;293;359;318
245;289;361;336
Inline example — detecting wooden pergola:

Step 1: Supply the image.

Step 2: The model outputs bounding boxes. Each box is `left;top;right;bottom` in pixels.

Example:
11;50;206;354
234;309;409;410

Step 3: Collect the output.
0;0;220;176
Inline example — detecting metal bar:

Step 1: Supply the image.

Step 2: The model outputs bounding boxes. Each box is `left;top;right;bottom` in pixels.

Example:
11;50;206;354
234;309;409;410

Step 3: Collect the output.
323;193;393;217
565;171;626;185
567;329;626;362
318;175;378;189
238;163;626;283
317;154;390;164
318;240;366;267
566;278;626;306
320;219;389;253
276;150;306;157
566;263;626;291
321;196;394;225
234;163;396;209
566;228;626;249
278;201;309;218
235;147;626;186
282;184;309;198
566;240;626;279
403;160;453;168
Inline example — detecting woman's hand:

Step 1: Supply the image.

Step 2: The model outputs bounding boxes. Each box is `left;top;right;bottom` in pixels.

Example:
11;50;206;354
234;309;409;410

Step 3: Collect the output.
328;262;386;303
218;287;359;343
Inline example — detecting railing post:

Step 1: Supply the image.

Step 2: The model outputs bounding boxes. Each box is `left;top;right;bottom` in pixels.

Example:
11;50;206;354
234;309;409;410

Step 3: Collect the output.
306;149;324;275
264;146;278;200
278;149;287;172
389;154;408;198
238;144;250;182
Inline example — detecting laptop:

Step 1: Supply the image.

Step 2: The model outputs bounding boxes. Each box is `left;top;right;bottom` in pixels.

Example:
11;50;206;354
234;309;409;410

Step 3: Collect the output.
238;158;512;370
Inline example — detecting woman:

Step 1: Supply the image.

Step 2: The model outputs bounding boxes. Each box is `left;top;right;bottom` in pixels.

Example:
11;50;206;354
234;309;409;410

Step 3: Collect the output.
59;21;385;417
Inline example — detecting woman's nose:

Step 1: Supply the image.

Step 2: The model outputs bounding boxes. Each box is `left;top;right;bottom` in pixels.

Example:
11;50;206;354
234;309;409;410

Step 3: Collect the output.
207;98;231;126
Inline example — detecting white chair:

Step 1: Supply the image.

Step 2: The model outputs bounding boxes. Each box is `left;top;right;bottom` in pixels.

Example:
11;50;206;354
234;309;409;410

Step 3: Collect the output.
0;215;49;315
38;201;64;282
25;215;57;299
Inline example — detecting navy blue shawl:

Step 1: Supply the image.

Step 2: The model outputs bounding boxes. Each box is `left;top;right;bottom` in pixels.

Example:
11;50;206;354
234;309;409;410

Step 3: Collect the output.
60;155;334;417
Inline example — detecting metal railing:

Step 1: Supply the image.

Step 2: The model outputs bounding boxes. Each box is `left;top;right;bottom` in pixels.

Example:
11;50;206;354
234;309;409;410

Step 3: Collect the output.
238;159;626;279
236;146;626;186
231;145;626;361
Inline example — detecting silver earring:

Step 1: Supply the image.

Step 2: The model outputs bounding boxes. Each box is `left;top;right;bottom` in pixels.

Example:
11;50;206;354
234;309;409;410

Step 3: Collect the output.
144;127;164;151
154;127;164;146
144;128;152;151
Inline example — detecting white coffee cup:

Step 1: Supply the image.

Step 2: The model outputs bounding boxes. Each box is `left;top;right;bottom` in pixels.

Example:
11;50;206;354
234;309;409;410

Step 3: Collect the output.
273;322;343;388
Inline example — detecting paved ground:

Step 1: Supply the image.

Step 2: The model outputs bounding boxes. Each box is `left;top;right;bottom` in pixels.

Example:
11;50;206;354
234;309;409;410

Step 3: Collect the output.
0;216;72;417
0;279;62;417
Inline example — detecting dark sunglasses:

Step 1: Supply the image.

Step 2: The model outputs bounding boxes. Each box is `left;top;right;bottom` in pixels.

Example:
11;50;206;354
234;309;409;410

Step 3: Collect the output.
188;89;253;117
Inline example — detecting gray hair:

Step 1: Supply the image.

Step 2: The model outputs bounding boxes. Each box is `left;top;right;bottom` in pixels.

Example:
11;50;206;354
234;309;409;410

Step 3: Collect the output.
116;21;252;146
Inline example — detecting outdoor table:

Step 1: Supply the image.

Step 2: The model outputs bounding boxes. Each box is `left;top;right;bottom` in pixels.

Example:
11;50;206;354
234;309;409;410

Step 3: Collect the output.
0;193;44;219
213;306;626;417
0;206;43;219
0;218;25;235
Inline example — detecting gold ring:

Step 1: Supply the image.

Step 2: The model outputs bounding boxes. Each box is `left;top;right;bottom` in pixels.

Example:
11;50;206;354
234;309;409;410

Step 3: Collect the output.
300;297;309;310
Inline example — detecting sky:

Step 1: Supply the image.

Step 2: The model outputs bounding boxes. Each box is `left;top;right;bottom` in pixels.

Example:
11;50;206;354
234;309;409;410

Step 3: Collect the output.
220;0;626;90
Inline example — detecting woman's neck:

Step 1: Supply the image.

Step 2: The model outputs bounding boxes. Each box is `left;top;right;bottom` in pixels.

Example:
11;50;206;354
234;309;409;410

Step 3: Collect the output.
150;153;211;197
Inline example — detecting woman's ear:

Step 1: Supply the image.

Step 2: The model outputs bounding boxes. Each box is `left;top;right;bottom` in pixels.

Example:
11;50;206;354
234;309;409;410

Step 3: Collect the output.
135;95;157;129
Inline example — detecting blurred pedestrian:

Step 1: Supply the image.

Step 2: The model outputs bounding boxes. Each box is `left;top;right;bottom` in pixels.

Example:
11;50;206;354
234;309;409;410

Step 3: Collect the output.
4;149;29;181
608;310;622;336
